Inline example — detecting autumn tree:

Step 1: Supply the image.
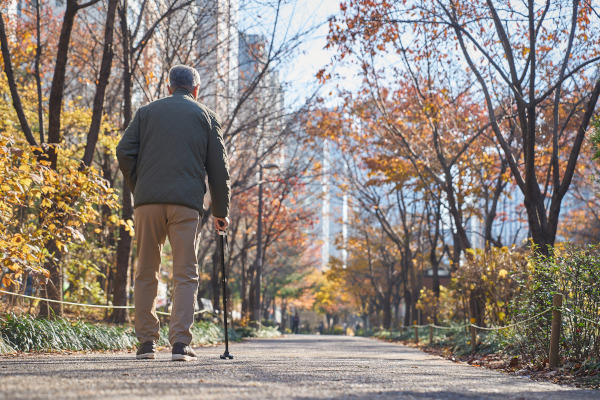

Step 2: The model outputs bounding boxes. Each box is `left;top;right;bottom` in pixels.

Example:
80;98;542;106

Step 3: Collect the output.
330;0;600;254
109;0;196;322
0;0;326;326
1;1;124;316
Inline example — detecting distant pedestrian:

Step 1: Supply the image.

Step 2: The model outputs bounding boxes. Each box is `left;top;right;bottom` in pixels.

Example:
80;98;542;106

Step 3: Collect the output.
291;312;300;334
117;65;230;362
318;321;324;335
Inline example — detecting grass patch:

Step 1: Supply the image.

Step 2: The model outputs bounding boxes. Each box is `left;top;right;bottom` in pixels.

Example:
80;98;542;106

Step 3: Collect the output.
157;320;240;347
0;313;138;353
0;335;15;354
370;324;504;356
0;313;247;354
234;325;282;338
249;326;282;338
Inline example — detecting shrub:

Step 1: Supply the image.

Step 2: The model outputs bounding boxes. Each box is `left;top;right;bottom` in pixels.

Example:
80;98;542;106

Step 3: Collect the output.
445;246;530;326
0;313;137;352
157;320;235;347
250;326;282;338
0;335;15;353
379;244;600;366
417;285;457;324
510;244;600;362
234;323;282;339
0;313;237;354
0;132;121;299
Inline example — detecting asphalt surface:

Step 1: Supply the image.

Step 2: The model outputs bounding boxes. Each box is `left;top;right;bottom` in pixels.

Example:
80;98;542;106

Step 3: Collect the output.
0;334;598;399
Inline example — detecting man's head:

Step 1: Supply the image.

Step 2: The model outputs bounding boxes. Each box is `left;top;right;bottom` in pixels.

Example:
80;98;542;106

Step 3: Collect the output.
168;65;201;99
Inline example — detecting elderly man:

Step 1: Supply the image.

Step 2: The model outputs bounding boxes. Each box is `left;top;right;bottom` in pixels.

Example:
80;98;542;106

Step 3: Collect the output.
116;65;231;361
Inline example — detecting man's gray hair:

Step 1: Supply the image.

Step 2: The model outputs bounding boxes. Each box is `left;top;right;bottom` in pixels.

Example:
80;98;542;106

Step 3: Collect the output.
168;65;201;91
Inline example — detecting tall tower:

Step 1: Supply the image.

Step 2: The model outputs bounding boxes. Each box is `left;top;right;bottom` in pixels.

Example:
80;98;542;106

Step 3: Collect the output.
238;31;285;169
196;0;239;119
321;139;331;269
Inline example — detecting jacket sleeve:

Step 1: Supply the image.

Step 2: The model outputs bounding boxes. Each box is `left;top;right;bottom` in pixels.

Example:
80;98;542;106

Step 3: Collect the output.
116;109;141;194
205;114;231;218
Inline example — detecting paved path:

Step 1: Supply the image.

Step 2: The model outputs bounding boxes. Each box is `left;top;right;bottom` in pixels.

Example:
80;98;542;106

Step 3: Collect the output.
0;334;598;399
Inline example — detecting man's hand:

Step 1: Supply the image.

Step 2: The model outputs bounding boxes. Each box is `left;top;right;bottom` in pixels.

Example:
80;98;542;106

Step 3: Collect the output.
214;217;230;231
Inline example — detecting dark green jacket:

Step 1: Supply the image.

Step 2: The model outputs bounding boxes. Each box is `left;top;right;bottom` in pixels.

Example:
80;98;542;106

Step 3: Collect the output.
116;88;230;217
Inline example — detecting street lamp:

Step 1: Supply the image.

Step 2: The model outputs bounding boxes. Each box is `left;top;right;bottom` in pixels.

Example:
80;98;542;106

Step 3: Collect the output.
253;163;279;327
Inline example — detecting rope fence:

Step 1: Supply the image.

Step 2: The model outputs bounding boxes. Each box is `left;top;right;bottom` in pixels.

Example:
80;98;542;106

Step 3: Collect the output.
392;307;553;332
403;294;597;369
2;290;594;329
467;308;553;331
0;289;133;309
561;308;600;327
0;289;211;317
430;323;470;330
2;290;597;365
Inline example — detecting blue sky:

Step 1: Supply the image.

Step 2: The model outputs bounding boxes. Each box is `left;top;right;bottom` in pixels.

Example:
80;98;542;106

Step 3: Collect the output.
240;0;342;108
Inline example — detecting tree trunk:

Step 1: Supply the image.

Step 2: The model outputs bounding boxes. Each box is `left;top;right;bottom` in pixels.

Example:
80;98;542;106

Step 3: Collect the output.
403;286;412;328
248;264;256;322
469;287;486;328
280;297;287;332
429;206;442;299
0;11;36;146
81;0;119;168
34;0;44;144
37;0;82;317
432;258;440;298
38;240;62;318
382;294;392;330
393;286;401;328
443;167;471;256
110;3;133;323
484;158;508;247
110;183;132;323
47;0;79;169
240;248;249;319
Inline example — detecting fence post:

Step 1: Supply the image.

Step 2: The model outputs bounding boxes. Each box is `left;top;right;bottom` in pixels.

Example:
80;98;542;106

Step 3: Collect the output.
429;324;434;344
549;293;563;369
470;318;477;352
414;320;419;345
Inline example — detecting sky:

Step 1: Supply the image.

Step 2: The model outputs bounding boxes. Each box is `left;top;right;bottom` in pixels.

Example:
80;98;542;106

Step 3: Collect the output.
240;0;343;108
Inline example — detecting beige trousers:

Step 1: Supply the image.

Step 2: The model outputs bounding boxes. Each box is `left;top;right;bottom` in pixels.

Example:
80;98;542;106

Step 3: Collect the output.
133;204;201;345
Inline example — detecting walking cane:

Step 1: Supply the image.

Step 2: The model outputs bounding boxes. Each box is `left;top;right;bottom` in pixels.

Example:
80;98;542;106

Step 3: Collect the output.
217;223;233;359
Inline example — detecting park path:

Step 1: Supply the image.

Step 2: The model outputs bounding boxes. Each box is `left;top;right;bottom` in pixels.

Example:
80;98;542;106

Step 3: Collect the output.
0;334;598;400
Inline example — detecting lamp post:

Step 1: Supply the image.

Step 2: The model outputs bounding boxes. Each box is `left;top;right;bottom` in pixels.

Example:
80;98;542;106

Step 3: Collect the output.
253;163;279;327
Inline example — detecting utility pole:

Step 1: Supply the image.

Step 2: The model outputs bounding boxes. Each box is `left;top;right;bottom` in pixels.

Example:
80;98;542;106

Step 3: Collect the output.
253;164;264;327
252;163;278;328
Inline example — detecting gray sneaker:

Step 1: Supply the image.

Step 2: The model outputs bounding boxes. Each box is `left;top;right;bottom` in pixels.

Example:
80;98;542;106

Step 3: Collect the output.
136;341;156;360
172;342;197;361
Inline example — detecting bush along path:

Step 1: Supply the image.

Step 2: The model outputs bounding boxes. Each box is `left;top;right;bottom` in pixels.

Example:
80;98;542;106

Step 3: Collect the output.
0;313;281;354
366;244;600;390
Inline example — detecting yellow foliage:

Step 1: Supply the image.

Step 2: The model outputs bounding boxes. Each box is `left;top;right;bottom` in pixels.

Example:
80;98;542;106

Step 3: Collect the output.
451;246;530;326
0;132;120;289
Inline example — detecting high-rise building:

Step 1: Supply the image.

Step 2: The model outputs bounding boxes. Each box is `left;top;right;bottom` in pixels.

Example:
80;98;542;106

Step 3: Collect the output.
9;0;64;17
237;31;286;175
315;139;348;270
196;0;239;120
